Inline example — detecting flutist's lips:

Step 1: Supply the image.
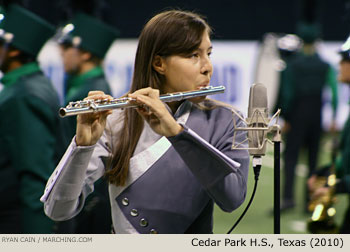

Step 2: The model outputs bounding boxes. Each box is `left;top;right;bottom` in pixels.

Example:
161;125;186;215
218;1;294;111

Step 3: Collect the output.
197;83;210;89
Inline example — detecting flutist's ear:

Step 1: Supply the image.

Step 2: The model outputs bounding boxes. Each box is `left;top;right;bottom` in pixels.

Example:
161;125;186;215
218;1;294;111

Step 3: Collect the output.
152;55;166;75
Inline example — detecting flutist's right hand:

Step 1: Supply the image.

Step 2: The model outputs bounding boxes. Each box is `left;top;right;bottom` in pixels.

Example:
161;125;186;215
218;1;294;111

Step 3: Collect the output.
75;91;113;146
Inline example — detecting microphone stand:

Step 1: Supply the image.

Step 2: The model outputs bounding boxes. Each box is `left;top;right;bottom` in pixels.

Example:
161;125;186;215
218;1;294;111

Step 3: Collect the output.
270;125;282;234
230;107;282;234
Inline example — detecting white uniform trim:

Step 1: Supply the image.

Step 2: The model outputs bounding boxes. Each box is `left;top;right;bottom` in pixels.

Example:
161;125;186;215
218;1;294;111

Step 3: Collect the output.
186;127;241;168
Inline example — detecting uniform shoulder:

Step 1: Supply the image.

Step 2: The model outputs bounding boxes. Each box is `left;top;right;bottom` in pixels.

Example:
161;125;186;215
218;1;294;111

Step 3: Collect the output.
21;73;59;105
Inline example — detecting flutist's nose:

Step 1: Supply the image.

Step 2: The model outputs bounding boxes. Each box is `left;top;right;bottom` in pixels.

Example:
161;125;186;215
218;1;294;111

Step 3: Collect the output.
200;55;212;77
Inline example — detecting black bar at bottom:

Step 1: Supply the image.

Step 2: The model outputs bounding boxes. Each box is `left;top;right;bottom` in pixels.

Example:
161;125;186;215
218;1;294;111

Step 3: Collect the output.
274;141;281;234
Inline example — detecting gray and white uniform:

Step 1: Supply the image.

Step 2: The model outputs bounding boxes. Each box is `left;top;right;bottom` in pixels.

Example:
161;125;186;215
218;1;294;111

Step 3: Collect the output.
41;100;250;234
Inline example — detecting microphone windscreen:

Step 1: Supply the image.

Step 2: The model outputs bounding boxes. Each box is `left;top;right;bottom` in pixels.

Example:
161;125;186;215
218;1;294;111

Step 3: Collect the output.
248;83;268;117
247;83;269;156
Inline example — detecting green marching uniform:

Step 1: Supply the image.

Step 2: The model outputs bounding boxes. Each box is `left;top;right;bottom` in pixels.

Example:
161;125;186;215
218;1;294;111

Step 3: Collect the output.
314;32;350;234
280;51;338;206
308;34;350;234
279;22;338;209
334;104;350;233
0;5;64;233
58;12;119;234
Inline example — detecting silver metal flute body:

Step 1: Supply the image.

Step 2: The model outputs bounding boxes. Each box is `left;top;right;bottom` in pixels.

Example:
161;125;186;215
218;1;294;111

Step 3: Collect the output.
59;85;226;117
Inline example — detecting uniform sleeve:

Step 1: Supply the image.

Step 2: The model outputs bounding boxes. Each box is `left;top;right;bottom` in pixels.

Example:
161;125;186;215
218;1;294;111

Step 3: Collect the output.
167;112;250;212
335;133;350;194
5;96;57;233
325;66;339;119
41;133;111;221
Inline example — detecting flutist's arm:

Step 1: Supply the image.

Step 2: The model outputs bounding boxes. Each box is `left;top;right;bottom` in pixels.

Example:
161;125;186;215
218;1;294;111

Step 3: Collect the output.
41;134;110;221
167;108;250;212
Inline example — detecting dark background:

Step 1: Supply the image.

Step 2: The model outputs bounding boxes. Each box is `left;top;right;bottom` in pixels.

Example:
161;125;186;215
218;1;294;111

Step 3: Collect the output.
2;0;350;41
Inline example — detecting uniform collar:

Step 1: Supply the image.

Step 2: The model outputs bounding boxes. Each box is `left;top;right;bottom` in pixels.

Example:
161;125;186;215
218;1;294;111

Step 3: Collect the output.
163;100;192;119
66;66;104;100
1;62;41;88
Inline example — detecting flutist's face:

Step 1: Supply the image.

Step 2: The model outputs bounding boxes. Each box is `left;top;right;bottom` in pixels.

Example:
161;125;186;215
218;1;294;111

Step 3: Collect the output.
159;32;213;94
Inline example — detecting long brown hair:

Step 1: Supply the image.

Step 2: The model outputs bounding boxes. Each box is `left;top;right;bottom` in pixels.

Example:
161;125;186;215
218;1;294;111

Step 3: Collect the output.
105;10;212;186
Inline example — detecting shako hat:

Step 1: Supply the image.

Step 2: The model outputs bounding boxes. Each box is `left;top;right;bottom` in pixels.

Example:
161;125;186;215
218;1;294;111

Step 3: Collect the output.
59;12;120;58
0;4;55;57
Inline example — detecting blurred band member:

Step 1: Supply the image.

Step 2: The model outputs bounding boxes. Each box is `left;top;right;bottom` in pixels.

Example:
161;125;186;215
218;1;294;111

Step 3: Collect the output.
0;4;63;233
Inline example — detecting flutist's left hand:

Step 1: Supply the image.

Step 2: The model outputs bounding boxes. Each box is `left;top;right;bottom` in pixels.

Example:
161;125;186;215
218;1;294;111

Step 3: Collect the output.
129;87;183;137
76;91;113;146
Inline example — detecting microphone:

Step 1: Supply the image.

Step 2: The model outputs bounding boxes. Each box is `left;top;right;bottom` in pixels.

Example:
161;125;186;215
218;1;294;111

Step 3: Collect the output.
247;83;269;157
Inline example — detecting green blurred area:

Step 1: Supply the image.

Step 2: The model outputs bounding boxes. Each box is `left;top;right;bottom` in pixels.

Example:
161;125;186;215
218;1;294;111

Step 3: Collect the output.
213;133;348;234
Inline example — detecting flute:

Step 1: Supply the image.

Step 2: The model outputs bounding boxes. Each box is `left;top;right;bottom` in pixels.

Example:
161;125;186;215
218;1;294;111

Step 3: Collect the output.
59;86;225;117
